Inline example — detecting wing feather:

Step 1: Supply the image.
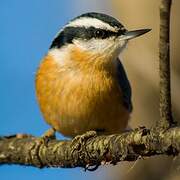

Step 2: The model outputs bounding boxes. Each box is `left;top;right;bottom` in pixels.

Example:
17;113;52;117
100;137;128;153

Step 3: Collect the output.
116;58;133;112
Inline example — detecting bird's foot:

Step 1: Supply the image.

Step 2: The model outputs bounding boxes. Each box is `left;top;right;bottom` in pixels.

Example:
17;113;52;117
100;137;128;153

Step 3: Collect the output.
71;131;97;170
71;131;97;153
42;128;56;139
40;128;56;145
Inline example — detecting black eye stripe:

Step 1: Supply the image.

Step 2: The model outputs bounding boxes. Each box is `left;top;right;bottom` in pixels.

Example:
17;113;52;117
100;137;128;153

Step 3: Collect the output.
88;27;118;38
50;26;126;49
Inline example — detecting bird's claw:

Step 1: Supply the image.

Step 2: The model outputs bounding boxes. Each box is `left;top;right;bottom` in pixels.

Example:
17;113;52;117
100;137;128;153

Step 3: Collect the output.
40;128;56;146
71;131;97;153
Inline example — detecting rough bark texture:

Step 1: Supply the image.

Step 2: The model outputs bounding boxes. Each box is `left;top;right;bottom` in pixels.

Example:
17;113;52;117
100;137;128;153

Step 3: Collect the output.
0;0;179;170
0;127;179;169
158;0;175;130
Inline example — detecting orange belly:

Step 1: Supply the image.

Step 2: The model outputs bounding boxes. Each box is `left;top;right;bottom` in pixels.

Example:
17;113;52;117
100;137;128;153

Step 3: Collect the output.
35;53;130;137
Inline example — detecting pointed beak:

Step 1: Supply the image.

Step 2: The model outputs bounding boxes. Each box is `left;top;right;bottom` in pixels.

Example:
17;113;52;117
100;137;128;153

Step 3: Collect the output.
120;29;151;40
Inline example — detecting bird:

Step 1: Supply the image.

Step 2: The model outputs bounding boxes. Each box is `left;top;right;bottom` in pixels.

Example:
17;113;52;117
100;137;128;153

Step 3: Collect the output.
35;12;151;138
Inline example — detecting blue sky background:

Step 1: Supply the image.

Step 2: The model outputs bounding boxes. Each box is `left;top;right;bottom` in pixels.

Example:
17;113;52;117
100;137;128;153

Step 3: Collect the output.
0;0;119;180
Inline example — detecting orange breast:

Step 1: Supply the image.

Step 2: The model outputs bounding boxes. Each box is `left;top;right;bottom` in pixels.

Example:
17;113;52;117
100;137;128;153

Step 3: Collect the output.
35;48;130;137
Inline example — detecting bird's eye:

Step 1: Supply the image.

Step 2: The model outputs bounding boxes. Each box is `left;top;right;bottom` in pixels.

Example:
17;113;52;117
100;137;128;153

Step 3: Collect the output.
94;30;106;38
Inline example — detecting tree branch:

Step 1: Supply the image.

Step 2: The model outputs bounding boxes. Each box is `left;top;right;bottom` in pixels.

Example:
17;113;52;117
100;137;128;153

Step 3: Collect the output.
0;127;179;169
158;0;175;130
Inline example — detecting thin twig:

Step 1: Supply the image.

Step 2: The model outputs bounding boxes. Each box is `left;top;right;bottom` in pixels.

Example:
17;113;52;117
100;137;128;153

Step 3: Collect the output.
158;0;175;130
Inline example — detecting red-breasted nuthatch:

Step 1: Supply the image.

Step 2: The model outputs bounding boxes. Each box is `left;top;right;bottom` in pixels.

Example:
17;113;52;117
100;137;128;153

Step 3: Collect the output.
35;12;151;137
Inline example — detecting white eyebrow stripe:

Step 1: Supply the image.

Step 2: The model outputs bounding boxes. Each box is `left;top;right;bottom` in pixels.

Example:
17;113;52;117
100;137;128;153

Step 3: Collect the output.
65;17;118;32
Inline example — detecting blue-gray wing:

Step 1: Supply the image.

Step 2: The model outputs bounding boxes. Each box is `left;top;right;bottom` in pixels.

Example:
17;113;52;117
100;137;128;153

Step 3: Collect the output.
116;58;133;112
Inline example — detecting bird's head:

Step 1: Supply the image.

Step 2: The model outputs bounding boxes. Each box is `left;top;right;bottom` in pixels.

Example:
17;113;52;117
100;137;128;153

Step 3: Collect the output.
49;12;151;62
